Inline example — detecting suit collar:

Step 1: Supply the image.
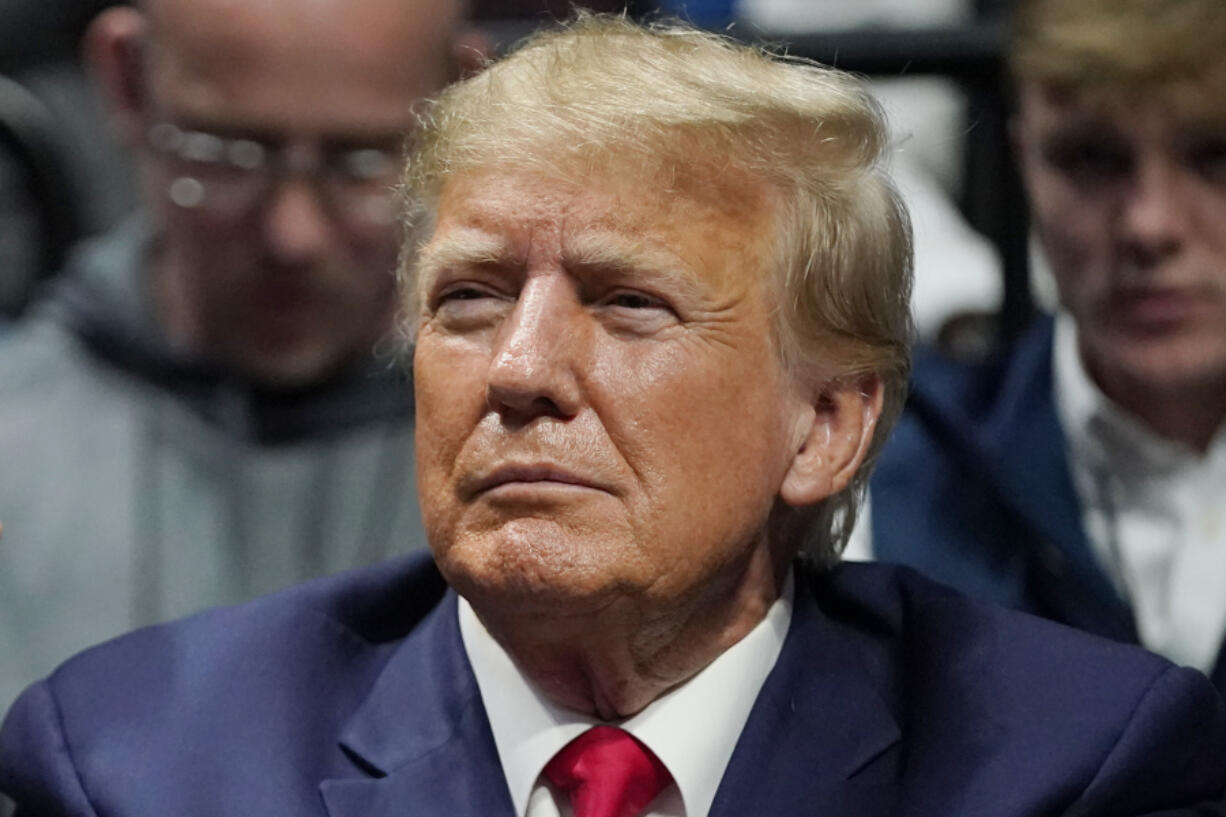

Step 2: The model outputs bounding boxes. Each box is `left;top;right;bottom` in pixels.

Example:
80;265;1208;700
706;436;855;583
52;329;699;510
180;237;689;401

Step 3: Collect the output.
321;590;517;817
323;562;902;817
460;577;794;817
709;563;901;817
1211;646;1226;693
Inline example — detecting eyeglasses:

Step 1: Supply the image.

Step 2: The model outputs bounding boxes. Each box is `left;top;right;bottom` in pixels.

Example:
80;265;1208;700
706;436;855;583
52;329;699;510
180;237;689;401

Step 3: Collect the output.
146;122;403;226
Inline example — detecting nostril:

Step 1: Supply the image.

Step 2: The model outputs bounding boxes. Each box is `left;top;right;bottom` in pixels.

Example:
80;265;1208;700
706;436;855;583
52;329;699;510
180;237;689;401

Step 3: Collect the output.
486;387;568;429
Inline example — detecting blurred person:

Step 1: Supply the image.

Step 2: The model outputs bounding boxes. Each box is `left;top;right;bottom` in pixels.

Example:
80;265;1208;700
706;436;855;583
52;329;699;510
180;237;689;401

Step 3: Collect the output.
855;0;1226;690
0;0;484;710
4;16;1224;816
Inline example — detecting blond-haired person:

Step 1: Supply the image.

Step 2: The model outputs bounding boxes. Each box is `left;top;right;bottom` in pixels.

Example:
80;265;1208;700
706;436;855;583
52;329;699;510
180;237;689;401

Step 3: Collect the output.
863;0;1226;691
4;15;1225;817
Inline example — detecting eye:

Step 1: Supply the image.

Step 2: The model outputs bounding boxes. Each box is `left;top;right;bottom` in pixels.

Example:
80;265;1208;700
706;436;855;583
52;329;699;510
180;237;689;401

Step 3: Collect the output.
1188;139;1226;185
427;282;507;329
596;288;679;335
438;286;492;303
1042;135;1131;182
607;291;664;310
329;147;398;184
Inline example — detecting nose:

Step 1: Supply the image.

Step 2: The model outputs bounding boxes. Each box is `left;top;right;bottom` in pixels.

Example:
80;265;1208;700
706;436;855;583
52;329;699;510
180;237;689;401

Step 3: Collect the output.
485;273;584;426
262;179;335;266
1118;158;1185;269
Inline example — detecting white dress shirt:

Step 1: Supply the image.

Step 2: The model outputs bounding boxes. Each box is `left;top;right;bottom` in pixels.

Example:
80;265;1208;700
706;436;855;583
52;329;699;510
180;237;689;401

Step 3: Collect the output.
1054;313;1226;672
458;573;794;817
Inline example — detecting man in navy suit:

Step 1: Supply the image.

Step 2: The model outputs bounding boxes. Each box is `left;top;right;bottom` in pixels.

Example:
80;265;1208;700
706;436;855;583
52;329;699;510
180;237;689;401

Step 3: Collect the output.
3;14;1225;817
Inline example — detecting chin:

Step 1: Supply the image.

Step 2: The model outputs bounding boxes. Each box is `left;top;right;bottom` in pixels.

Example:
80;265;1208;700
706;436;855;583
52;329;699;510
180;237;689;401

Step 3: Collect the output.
237;345;348;389
433;520;645;617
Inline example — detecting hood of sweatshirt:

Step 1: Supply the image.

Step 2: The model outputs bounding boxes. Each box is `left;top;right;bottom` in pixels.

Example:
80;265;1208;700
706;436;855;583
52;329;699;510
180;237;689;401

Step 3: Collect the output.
37;216;414;445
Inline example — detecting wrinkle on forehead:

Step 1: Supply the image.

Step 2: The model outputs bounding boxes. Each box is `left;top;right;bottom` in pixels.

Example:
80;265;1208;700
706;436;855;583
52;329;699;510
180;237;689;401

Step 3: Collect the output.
418;171;771;302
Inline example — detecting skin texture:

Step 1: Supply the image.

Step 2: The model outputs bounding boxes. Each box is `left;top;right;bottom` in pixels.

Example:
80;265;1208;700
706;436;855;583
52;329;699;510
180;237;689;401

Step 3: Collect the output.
1016;82;1226;451
412;168;881;718
86;0;479;386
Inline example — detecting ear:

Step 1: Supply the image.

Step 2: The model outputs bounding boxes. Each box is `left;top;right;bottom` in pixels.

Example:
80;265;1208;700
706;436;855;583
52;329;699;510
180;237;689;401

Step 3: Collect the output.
451;27;491;81
779;374;884;508
83;6;149;147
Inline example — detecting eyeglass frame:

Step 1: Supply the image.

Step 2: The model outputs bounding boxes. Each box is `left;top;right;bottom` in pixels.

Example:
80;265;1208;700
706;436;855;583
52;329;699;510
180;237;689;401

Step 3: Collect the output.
144;120;406;227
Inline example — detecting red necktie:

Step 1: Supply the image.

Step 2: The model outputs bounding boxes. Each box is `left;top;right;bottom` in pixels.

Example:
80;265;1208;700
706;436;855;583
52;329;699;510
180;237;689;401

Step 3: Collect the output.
543;726;673;817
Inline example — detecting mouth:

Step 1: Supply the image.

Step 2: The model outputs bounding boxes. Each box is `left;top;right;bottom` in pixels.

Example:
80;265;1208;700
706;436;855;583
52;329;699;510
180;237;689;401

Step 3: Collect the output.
1107;286;1214;330
466;464;609;499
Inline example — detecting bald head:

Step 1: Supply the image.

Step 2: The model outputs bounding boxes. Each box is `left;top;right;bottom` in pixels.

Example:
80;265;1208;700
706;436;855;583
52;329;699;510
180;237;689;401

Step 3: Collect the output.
139;0;471;131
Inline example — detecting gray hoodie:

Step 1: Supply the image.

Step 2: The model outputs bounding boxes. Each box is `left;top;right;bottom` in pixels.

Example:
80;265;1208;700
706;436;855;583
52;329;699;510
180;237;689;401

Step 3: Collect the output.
0;219;423;711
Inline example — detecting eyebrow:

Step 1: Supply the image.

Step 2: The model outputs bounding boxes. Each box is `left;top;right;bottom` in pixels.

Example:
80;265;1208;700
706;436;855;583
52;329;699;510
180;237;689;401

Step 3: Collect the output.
416;229;521;287
562;231;703;300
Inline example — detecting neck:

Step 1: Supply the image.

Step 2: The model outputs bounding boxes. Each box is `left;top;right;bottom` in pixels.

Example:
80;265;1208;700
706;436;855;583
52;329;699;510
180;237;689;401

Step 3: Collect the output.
1086;358;1226;455
149;243;203;353
472;544;789;720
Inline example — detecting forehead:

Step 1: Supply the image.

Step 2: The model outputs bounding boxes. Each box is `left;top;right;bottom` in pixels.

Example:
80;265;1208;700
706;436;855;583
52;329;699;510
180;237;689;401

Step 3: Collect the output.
1018;81;1226;137
419;167;778;292
145;0;455;131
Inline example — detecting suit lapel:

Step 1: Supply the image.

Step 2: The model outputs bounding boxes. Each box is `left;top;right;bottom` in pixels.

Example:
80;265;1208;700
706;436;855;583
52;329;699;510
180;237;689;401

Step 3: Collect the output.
320;592;516;817
1209;644;1226;695
982;321;1135;640
911;319;1135;642
710;566;901;817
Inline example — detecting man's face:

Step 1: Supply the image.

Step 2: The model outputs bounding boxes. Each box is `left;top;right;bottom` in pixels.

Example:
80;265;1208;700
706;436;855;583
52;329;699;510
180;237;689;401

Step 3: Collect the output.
1016;82;1226;396
137;0;457;385
413;168;811;617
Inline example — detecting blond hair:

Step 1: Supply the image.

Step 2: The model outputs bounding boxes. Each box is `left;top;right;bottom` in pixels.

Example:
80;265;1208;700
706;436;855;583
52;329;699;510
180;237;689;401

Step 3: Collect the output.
402;13;913;562
1010;0;1226;105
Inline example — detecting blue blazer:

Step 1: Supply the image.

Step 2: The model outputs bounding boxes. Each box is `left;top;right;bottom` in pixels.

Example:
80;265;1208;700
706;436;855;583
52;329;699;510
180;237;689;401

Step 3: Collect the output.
870;316;1226;691
3;551;1225;816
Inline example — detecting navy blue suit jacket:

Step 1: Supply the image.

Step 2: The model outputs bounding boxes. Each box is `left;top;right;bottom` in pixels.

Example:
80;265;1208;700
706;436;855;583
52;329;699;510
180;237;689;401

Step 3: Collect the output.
870;316;1226;692
3;551;1225;816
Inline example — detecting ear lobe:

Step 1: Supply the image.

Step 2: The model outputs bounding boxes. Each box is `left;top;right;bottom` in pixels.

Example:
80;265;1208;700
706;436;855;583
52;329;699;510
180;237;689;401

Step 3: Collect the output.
84;7;149;147
779;375;883;508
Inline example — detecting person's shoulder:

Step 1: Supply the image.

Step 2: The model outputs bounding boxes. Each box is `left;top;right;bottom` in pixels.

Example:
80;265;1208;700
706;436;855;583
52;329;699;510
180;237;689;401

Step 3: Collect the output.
62;550;442;664
0;553;451;807
874;315;1057;487
809;559;1219;732
813;559;1170;682
0;312;82;397
807;560;1226;812
23;551;446;724
908;314;1056;418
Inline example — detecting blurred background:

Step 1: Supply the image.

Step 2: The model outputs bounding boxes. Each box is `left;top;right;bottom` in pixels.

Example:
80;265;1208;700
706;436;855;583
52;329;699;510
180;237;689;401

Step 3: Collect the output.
0;0;1031;352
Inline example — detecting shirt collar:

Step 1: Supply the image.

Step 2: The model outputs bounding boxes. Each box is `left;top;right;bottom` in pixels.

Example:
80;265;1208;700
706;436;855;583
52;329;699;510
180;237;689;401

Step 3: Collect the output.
459;571;794;817
1052;311;1212;480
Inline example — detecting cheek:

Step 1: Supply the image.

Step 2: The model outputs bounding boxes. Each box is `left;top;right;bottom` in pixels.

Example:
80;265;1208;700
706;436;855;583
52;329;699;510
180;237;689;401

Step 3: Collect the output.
1188;192;1226;270
413;336;489;480
349;227;402;272
601;338;791;512
1031;181;1110;298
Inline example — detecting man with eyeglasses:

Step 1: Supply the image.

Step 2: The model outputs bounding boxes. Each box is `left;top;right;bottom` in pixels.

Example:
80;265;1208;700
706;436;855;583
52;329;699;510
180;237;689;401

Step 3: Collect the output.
0;0;485;712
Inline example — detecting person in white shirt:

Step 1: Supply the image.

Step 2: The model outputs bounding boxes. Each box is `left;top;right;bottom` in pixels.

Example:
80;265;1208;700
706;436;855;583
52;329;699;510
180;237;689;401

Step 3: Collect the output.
855;0;1226;691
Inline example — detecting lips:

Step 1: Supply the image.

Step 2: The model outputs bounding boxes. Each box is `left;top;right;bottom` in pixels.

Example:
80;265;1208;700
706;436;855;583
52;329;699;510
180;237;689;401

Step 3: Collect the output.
464;463;610;498
1107;286;1213;329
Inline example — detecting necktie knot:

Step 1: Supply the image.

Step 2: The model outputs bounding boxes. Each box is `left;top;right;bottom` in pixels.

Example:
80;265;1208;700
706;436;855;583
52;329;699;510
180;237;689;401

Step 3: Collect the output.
543;726;673;817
